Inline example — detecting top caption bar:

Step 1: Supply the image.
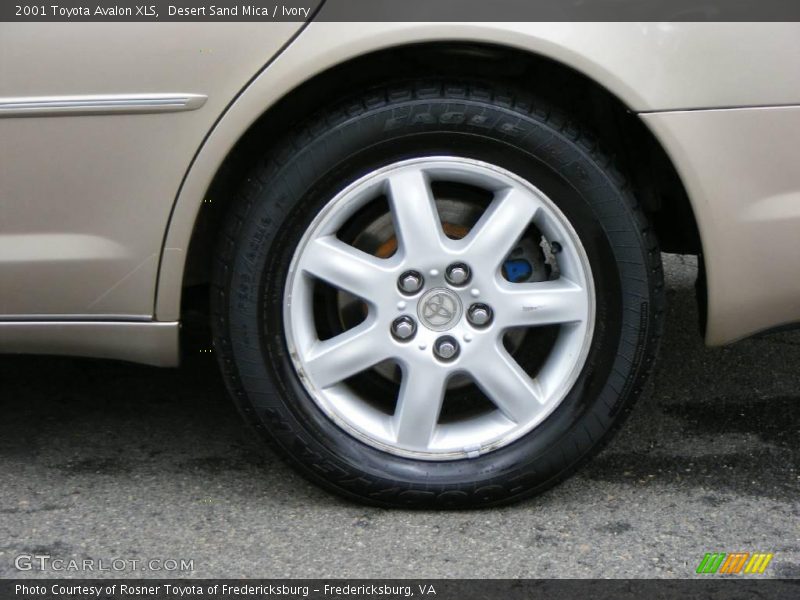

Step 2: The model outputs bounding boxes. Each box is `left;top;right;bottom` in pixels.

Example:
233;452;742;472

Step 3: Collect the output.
4;0;800;22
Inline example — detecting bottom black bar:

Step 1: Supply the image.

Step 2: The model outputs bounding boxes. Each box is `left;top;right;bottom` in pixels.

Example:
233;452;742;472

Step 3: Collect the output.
1;579;798;600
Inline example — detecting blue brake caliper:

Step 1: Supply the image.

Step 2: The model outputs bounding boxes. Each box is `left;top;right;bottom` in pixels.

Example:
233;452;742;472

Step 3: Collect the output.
502;259;533;283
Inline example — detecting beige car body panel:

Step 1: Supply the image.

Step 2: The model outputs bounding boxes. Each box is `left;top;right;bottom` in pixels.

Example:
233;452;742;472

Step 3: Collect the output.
642;106;800;345
1;21;800;363
0;23;304;318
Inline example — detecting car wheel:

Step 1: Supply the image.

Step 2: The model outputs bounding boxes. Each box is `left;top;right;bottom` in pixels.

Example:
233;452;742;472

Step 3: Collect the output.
212;81;664;507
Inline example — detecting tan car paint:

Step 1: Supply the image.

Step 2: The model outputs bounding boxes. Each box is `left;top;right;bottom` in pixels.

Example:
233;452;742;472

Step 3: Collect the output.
0;320;178;366
0;23;304;317
642;106;800;345
1;21;800;363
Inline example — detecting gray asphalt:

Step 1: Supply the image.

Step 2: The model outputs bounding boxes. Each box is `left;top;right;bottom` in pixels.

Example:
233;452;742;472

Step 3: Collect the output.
1;255;798;579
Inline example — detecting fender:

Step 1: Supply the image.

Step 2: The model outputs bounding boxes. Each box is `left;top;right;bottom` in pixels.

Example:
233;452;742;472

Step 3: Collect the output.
156;22;800;345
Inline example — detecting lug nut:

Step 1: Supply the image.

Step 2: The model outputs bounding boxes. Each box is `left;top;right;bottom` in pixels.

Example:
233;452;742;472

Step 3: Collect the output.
445;263;471;286
391;316;417;341
468;303;493;327
398;271;424;294
433;336;459;361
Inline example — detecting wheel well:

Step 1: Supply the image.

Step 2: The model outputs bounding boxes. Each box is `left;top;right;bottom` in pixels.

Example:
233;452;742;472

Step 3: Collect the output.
183;41;702;298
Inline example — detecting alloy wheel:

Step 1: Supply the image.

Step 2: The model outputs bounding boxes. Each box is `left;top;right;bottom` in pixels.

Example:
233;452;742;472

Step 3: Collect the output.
283;157;595;460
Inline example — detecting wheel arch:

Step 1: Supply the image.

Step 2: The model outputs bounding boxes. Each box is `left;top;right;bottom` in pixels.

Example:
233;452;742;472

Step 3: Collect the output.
156;35;703;329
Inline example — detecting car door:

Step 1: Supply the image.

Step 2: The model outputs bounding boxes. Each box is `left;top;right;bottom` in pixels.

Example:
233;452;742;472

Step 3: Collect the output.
0;22;306;317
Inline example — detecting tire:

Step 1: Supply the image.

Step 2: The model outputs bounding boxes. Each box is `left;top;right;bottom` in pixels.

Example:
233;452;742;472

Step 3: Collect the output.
211;81;664;508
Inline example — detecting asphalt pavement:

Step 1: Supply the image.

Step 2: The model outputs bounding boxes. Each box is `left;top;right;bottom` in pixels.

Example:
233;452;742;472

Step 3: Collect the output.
1;254;798;579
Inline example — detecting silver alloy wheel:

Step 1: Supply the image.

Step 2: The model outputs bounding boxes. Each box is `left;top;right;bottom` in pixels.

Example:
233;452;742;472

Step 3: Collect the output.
283;157;595;460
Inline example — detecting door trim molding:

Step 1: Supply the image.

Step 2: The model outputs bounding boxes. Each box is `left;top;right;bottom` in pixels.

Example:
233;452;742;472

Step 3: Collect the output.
0;94;207;118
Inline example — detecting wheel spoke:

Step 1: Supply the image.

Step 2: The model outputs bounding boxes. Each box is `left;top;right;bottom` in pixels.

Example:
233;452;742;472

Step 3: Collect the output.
393;364;448;449
463;187;539;268
471;348;545;423
386;168;445;259
304;321;388;389
496;278;588;327
300;236;388;301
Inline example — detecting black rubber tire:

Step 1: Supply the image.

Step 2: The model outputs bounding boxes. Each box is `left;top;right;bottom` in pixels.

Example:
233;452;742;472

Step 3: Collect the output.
211;81;665;508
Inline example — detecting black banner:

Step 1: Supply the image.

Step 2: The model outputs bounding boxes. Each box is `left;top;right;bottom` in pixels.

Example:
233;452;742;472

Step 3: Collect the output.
3;0;800;22
2;579;799;600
